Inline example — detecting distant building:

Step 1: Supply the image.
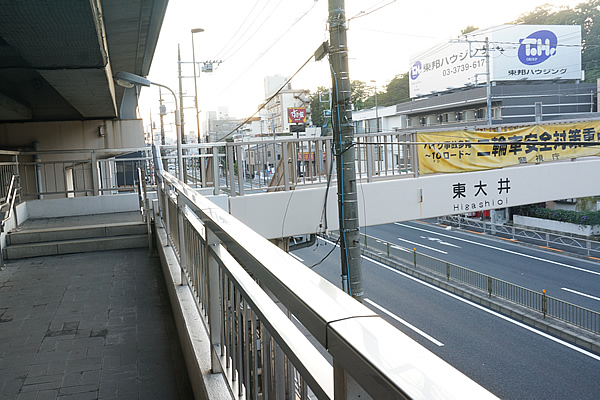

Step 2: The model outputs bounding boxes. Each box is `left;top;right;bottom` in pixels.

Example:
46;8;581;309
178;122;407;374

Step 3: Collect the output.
204;111;261;142
262;76;311;136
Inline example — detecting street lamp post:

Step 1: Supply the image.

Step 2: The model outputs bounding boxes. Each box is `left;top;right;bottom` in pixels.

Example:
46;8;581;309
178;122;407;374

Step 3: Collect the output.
191;28;208;187
114;71;184;180
191;28;204;143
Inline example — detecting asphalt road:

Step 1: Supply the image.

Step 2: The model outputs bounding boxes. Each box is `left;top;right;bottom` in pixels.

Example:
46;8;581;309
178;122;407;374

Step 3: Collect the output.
292;233;600;400
362;221;600;313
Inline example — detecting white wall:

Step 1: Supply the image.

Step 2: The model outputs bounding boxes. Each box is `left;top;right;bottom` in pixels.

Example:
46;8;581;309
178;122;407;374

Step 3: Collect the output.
229;158;600;239
0;119;144;151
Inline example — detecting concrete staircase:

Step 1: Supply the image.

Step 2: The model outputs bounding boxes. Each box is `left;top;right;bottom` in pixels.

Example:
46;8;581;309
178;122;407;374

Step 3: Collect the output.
4;213;148;260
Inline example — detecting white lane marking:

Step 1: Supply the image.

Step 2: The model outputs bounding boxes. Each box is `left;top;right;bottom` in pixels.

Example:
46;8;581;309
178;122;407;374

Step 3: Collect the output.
364;298;444;347
396;237;448;254
395;223;600;277
289;253;304;262
421;236;461;248
562;288;600;302
363;255;600;362
319;235;600;360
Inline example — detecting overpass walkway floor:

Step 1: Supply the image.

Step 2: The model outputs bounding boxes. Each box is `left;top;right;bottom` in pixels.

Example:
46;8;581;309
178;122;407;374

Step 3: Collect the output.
0;245;194;399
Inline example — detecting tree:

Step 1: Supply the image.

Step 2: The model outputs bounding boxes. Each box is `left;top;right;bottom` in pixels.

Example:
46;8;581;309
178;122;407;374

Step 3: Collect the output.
351;80;370;111
461;25;479;35
379;73;410;106
309;86;331;131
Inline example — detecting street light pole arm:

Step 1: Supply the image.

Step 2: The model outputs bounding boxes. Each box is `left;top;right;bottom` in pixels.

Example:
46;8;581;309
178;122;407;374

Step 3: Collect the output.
151;81;183;179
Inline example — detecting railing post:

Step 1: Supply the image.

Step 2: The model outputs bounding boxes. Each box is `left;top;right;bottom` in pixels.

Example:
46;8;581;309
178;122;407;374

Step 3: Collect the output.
275;345;285;399
90;151;100;196
227;145;236;197
413;248;417;268
200;147;207;189
236;145;245;196
164;184;171;241
366;136;374;183
333;359;369;399
282;142;290;191
213;146;220;195
141;170;153;255
542;289;547;319
206;228;223;374
177;195;186;286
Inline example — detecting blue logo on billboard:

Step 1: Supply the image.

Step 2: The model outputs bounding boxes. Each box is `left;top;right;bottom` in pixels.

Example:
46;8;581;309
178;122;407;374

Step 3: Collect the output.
518;30;558;65
410;61;422;80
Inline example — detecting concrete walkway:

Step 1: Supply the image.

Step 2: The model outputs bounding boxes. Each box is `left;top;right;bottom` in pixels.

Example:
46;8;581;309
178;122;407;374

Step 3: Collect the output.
0;247;194;399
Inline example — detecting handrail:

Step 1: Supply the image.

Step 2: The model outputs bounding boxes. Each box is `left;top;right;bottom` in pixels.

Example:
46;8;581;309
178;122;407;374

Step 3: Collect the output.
0;174;20;231
155;163;497;399
1;175;19;226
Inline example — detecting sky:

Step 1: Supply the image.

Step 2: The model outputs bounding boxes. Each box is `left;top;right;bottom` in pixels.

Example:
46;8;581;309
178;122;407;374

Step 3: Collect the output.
139;0;584;141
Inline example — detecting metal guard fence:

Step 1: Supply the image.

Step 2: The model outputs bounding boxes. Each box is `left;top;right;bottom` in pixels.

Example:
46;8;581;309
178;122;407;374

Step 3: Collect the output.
360;233;600;335
438;215;600;257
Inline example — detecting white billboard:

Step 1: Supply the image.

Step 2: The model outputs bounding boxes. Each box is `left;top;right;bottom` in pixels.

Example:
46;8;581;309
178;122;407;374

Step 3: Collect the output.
409;25;582;98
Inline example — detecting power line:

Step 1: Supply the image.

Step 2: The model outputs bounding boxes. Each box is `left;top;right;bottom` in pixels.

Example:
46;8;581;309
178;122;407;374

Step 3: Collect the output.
210;0;320;104
218;0;285;61
217;51;316;142
211;0;264;60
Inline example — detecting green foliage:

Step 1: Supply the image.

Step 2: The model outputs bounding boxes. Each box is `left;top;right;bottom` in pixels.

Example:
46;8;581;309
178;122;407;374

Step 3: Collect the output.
461;25;479;35
577;196;600;212
379;73;410;106
309;86;330;128
515;205;600;226
351;80;371;110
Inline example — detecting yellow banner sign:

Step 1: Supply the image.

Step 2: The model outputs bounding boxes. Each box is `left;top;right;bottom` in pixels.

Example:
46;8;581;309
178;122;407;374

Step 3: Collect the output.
417;121;600;174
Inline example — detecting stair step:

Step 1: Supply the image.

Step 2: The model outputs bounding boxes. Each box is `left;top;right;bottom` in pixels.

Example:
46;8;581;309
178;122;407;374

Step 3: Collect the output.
7;222;146;245
4;235;148;260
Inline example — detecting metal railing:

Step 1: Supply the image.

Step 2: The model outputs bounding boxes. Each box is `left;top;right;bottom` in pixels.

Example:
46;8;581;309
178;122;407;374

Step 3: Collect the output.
151;146;496;399
358;232;600;334
1;175;20;227
12;148;154;199
438;215;600;257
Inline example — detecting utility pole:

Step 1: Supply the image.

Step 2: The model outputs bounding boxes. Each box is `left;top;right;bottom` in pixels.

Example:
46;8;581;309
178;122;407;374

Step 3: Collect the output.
177;44;187;183
485;37;492;126
328;0;363;301
158;88;168;170
159;88;165;146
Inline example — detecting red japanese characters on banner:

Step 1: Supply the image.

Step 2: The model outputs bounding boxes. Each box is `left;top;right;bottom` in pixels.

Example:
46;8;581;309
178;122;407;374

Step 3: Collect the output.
287;107;307;123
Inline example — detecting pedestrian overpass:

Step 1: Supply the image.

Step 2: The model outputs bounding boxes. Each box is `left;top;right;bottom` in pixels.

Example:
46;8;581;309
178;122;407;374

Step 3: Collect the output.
183;119;600;240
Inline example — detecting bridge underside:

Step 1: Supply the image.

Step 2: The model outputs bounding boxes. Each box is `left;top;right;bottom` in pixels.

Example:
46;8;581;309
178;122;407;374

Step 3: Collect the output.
229;158;600;239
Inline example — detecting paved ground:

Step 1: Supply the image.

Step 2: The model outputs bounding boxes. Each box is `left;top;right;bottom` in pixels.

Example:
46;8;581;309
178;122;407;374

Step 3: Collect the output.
0;248;194;400
17;212;143;230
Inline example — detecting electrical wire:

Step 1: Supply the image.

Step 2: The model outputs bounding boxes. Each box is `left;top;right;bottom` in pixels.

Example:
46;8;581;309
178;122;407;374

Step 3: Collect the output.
210;0;320;103
211;0;265;61
218;0;284;62
309;236;340;269
348;0;397;23
217;51;315;142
